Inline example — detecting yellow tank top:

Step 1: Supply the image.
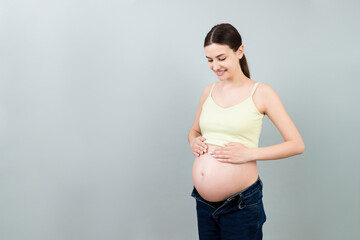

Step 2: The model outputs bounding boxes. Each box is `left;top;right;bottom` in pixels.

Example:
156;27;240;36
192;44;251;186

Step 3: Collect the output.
199;82;265;148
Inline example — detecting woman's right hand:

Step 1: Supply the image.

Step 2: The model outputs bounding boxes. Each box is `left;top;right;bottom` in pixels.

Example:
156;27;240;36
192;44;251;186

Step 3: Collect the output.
190;136;208;157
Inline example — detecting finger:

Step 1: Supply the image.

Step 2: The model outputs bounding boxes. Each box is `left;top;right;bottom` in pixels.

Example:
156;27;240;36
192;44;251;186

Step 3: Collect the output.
203;144;208;152
198;146;205;154
200;145;207;154
225;142;242;148
209;147;218;154
197;142;205;149
211;150;231;156
227;142;243;147
212;154;230;161
221;147;232;151
217;158;231;163
213;146;232;152
218;153;230;159
215;146;230;152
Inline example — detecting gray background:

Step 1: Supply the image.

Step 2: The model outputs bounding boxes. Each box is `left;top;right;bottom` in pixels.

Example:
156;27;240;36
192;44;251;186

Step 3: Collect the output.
1;0;359;239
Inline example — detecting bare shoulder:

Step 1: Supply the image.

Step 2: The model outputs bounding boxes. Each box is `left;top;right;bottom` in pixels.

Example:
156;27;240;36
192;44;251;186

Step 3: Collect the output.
258;83;281;102
203;82;214;95
255;82;285;115
252;82;280;115
199;82;214;102
256;82;275;95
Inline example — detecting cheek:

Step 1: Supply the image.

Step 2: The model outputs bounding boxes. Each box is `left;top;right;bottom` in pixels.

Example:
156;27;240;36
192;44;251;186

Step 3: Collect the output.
229;62;239;71
224;64;233;72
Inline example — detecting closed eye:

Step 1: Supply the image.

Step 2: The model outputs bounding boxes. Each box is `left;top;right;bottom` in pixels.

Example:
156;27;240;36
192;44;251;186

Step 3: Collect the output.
208;58;226;62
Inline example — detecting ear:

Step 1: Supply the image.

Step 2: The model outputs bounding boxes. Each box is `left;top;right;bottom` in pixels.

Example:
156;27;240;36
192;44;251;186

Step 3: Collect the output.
236;45;244;59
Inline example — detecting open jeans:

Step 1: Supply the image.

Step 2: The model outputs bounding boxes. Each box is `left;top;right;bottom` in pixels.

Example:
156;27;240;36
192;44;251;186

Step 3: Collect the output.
190;176;267;240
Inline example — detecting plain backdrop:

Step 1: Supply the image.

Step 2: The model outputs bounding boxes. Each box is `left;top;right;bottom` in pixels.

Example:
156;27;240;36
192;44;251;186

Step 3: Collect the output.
1;0;359;239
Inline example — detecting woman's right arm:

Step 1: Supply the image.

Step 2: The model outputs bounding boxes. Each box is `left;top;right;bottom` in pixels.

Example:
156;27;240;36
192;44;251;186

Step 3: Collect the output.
188;83;212;156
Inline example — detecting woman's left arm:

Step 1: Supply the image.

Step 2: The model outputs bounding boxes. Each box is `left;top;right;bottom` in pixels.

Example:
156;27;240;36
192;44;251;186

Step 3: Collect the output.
249;83;305;161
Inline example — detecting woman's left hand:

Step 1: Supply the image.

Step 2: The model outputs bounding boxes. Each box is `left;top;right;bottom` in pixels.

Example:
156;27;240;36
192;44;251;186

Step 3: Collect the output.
209;142;253;164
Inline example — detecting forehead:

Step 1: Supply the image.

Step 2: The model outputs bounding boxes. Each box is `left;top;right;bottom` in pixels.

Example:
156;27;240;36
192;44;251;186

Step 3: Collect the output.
204;43;232;57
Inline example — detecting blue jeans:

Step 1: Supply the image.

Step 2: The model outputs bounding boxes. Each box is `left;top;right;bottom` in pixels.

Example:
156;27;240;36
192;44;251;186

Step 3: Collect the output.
190;176;267;240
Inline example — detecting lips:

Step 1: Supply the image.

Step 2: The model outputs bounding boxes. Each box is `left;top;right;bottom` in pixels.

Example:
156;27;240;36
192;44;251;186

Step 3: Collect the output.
216;70;226;76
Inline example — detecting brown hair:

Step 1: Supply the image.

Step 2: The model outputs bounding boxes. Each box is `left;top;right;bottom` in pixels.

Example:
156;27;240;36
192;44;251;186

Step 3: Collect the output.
204;23;250;78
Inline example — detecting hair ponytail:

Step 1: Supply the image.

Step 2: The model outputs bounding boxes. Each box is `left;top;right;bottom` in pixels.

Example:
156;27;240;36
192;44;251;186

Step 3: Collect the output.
240;54;250;78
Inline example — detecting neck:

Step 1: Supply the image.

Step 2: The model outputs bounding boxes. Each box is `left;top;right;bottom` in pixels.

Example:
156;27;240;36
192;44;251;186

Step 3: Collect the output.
220;70;249;88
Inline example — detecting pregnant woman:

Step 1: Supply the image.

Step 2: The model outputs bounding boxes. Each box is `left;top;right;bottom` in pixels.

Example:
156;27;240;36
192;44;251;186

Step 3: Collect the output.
188;23;305;240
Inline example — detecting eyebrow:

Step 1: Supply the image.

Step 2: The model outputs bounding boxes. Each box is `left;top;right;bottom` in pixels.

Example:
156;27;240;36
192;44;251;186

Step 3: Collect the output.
206;53;226;59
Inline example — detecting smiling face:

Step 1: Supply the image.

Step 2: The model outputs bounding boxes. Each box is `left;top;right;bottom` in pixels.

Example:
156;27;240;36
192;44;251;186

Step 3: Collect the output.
204;43;244;81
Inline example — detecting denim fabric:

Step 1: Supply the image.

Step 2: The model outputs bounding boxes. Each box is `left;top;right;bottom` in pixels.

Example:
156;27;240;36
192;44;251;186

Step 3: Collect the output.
190;176;267;240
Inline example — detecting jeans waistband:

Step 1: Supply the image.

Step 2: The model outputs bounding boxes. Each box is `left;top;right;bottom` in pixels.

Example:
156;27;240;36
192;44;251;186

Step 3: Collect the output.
191;175;263;203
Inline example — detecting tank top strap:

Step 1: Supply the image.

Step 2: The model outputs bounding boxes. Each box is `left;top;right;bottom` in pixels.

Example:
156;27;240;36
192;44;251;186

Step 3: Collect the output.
250;82;261;97
209;82;216;97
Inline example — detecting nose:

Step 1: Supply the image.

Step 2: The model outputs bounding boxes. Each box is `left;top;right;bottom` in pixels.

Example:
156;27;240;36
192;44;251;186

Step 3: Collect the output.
212;61;220;71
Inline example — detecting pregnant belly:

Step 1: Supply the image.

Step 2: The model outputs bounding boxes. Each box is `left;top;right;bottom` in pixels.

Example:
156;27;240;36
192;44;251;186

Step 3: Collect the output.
192;144;259;202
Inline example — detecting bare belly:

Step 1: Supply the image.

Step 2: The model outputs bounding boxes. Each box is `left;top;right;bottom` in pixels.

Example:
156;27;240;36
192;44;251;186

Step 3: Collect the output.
192;144;259;202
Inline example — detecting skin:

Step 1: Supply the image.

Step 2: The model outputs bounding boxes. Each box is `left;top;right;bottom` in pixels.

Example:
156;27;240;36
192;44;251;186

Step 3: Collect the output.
188;43;305;163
